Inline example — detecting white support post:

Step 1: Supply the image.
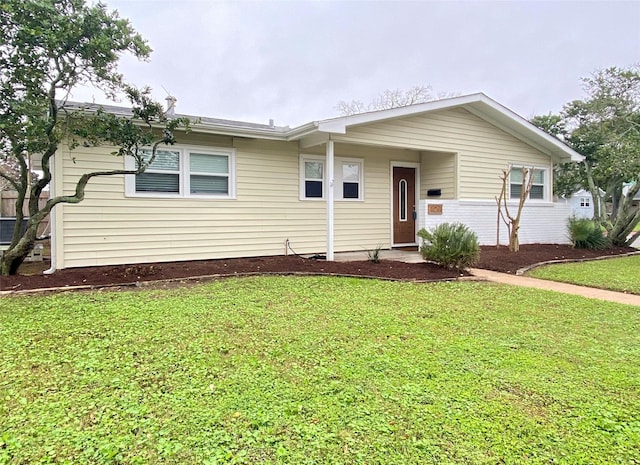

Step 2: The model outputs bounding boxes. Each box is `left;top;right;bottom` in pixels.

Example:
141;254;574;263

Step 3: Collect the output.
326;139;335;261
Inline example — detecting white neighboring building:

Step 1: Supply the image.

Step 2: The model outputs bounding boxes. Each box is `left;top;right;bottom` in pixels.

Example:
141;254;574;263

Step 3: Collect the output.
567;189;594;219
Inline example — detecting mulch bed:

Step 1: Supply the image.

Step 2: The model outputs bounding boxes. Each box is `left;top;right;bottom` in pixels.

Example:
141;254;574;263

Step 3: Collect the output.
0;244;636;292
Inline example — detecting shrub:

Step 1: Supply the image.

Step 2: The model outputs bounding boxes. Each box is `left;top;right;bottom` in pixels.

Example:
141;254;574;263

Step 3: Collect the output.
367;244;383;263
568;217;610;249
418;222;480;270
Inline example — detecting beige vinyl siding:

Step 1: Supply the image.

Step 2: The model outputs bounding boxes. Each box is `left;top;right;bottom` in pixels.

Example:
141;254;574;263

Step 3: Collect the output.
420;151;456;199
335;107;553;199
55;137;414;268
332;144;418;251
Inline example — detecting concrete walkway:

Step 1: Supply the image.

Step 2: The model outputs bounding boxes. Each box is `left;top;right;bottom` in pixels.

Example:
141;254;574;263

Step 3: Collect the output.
469;268;640;307
333;250;640;306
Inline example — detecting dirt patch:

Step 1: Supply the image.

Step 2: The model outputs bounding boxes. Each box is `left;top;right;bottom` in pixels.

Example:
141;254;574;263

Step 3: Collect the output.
1;244;636;292
476;244;636;273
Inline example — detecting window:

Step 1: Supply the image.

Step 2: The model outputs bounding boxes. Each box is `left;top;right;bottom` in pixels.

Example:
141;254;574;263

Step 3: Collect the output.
303;159;324;199
339;161;362;200
299;155;364;201
399;179;408;221
580;197;590;207
509;166;547;200
126;146;235;198
135;149;180;193
189;152;229;195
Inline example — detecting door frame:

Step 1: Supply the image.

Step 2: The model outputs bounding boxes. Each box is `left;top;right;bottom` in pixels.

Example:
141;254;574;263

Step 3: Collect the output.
390;161;420;247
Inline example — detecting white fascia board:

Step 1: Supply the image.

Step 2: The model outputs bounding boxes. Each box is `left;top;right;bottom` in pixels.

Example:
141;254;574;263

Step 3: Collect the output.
314;93;487;133
298;132;330;149
463;98;584;163
285;122;321;140
307;92;582;164
189;123;288;141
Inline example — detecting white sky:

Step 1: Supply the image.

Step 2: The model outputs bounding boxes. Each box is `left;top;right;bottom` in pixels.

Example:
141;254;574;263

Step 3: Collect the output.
75;0;640;128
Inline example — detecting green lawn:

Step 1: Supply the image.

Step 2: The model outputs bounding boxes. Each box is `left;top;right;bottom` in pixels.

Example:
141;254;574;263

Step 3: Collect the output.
529;255;640;294
1;277;639;464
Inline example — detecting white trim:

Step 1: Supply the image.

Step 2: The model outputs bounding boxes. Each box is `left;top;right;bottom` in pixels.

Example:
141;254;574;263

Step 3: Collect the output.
335;157;364;202
313;93;583;163
390;161;420;246
44;153;57;274
67;93;583;163
508;163;550;202
458;198;556;207
299;154;364;201
125;145;236;199
399;179;408;222
326;140;335;261
299;154;326;201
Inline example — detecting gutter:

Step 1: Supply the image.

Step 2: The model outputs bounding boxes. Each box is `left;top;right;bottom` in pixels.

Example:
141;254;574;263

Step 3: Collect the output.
43;154;56;274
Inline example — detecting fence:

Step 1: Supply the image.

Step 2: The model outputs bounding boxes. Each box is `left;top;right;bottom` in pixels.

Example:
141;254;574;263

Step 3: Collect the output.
0;190;50;237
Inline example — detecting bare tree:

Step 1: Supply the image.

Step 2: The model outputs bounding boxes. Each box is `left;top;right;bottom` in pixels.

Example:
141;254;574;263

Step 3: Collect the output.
337;85;455;116
496;167;534;252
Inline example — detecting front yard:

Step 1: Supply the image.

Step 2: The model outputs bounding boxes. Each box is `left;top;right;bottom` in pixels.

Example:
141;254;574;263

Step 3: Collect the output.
528;255;640;294
1;277;639;463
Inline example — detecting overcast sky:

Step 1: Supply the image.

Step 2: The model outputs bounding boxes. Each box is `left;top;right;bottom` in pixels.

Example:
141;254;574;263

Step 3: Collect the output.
76;0;640;128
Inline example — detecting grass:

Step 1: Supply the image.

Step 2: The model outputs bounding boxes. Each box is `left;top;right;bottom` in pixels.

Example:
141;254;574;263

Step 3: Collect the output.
1;276;639;464
529;255;640;294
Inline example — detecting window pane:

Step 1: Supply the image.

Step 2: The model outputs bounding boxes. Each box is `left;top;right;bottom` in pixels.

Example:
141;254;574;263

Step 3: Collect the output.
510;169;523;184
142;149;179;171
530;185;544;199
136;172;180;193
305;180;323;198
342;163;360;182
305;161;323;180
190;175;228;194
343;182;359;199
190;153;229;174
532;169;544;184
510;183;522;199
399;179;407;220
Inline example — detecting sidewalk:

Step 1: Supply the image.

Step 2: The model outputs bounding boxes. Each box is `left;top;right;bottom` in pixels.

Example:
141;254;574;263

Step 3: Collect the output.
332;250;640;306
469;268;640;306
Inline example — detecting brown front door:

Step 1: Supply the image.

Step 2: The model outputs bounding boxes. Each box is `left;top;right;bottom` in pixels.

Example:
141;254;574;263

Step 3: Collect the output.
393;166;416;244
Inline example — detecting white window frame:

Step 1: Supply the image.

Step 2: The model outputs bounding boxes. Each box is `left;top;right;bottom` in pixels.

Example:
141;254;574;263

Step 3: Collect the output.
299;155;325;201
335;157;364;201
125;145;236;199
508;165;549;201
299;154;364;201
580;197;590;207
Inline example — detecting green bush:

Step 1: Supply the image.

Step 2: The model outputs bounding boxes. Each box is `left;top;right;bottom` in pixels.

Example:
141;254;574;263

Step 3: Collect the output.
568;217;610;249
367;243;383;263
418;222;480;270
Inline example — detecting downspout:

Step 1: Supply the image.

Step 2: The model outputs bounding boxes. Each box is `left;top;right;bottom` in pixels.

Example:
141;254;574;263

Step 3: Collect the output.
43;153;56;274
326;138;335;261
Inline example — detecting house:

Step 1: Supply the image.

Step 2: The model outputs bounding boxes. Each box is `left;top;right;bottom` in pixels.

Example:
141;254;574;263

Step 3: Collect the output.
42;93;582;271
567;189;595;219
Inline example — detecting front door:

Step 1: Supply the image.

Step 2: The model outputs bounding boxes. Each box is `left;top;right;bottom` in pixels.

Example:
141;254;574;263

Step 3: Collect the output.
393;166;416;245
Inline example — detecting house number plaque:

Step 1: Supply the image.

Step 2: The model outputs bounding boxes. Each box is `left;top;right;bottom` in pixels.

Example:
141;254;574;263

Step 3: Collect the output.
427;204;443;215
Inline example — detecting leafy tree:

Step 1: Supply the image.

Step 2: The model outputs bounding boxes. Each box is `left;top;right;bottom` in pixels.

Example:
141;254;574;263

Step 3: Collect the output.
0;0;189;275
531;66;640;246
336;85;458;116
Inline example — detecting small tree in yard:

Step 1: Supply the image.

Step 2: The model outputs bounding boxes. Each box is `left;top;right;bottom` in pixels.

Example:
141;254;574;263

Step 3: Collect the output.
496;166;534;252
0;0;189;275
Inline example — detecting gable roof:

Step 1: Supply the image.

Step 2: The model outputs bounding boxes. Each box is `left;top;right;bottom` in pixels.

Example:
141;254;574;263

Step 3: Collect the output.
62;93;583;163
288;93;583;163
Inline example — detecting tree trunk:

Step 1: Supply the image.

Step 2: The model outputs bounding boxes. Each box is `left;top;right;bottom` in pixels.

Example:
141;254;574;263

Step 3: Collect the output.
0;221;37;275
509;225;520;252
